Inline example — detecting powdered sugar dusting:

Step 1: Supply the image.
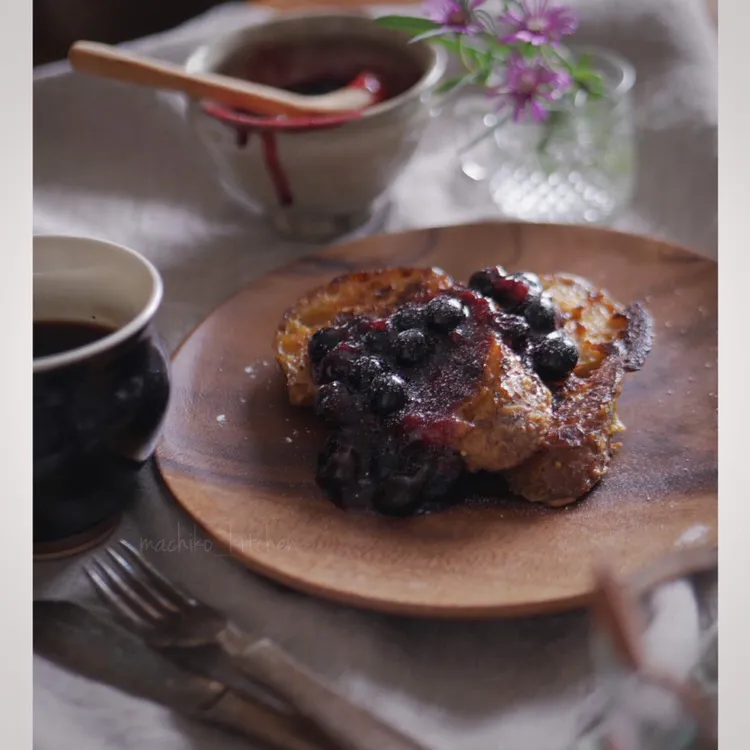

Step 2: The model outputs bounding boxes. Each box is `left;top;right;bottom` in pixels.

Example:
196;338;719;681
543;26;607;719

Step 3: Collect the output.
244;360;273;379
676;524;709;547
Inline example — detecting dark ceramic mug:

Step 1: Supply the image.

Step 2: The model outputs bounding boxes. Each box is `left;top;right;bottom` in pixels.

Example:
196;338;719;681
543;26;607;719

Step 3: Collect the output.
33;235;170;556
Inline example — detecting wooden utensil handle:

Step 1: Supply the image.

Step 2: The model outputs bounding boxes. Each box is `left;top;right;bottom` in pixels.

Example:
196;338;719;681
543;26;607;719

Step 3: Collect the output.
222;636;428;750
69;41;216;99
204;689;336;750
67;40;311;117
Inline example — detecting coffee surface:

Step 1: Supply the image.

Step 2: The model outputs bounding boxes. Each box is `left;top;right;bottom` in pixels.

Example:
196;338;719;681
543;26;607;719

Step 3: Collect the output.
33;320;116;359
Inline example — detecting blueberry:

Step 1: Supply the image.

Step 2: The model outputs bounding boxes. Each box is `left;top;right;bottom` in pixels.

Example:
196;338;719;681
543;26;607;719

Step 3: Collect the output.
372;474;424;517
422;451;464;501
317;347;358;384
372;439;403;480
531;331;579;381
316;435;377;511
491;312;530;349
523;293;558;333
425;296;468;332
308;327;343;366
469;266;506;296
317;435;359;485
390;304;425;332
395;329;432;366
314;381;355;423
369;373;408;415
349;356;385;390
363;328;392;355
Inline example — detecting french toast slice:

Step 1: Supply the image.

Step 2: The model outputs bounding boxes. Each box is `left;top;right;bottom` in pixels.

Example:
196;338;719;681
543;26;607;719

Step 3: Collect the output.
275;267;454;406
274;267;652;514
275;268;554;488
503;274;653;506
448;333;553;473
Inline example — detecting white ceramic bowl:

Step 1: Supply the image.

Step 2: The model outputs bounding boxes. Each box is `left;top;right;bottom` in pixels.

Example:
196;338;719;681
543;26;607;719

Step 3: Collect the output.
185;13;447;242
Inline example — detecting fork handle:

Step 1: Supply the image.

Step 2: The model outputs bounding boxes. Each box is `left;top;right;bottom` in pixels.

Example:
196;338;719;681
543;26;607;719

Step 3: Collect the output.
219;635;428;750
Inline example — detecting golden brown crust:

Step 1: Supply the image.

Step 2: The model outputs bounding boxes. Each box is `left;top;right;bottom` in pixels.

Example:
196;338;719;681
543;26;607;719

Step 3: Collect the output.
541;273;629;376
274;267;454;406
505;275;652;506
454;336;552;472
504;356;626;505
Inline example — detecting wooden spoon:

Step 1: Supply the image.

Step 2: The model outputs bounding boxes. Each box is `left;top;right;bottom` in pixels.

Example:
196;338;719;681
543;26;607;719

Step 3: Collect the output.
68;41;381;118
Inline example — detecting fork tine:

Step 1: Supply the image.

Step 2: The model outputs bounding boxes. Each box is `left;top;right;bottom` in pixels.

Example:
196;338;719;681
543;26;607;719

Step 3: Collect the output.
85;563;151;630
90;558;166;625
117;539;196;610
104;547;182;615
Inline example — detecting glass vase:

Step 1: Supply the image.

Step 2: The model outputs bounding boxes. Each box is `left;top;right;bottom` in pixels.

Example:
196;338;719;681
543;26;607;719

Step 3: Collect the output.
450;48;637;225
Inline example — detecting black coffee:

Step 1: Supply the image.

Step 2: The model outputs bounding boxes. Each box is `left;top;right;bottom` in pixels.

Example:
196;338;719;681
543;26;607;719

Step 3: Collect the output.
34;315;171;548
33;319;116;359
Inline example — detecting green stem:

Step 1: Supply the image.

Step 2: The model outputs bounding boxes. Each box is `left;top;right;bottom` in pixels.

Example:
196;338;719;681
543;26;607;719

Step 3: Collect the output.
457;34;476;73
458;114;510;156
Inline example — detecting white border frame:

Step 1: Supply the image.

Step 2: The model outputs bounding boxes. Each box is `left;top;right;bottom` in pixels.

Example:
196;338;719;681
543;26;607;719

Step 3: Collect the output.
13;0;750;748
718;0;750;747
4;0;32;746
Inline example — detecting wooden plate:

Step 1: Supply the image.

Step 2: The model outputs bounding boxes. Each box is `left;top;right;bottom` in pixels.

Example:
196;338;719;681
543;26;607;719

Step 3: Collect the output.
156;222;717;618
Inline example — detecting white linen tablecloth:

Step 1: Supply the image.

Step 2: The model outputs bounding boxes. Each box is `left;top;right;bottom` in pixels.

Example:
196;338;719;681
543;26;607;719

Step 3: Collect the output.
33;2;717;748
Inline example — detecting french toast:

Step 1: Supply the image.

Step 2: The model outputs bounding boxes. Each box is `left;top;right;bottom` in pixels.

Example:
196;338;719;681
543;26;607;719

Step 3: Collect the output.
275;267;454;406
274;266;652;515
504;274;653;506
275;270;554;460
275;269;555;515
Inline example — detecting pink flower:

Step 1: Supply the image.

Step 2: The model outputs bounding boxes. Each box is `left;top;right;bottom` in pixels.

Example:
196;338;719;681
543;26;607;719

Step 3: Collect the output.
424;0;487;35
500;0;578;46
490;54;573;122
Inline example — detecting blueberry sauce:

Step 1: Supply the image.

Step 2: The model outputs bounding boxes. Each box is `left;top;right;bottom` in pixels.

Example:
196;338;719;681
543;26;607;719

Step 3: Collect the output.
309;267;580;516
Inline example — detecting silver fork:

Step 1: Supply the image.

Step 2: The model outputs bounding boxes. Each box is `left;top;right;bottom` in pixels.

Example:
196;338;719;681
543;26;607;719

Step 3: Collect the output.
86;540;427;750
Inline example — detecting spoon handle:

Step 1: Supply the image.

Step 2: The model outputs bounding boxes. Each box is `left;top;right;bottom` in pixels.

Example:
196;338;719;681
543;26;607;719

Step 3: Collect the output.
67;41;354;117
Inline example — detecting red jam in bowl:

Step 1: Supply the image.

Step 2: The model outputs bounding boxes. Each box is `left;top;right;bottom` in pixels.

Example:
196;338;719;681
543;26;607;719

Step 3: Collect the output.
209;38;426;124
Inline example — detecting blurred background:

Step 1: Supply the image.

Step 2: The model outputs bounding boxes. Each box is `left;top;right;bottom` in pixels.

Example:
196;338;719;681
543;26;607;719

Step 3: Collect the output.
32;0;718;67
34;0;224;65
